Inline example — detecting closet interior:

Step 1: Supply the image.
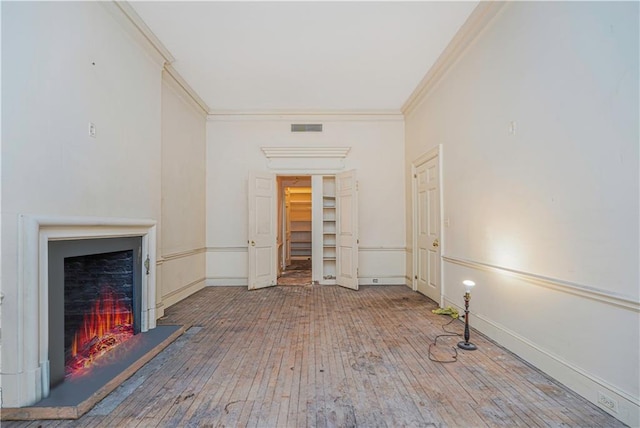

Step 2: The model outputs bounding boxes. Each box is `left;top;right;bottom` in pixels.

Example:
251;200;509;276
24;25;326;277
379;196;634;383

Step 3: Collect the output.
277;175;337;285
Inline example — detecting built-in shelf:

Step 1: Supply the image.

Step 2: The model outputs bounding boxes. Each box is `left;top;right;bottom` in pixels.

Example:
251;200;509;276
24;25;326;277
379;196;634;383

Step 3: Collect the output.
287;187;312;261
321;176;337;284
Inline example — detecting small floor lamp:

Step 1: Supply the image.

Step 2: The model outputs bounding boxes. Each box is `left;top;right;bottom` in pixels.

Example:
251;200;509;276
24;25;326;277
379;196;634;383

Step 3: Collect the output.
458;280;477;351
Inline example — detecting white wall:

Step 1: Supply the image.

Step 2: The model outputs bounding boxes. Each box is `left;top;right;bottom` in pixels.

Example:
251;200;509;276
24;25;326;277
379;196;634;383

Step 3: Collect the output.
405;2;639;425
1;2;206;407
159;71;207;315
206;115;406;285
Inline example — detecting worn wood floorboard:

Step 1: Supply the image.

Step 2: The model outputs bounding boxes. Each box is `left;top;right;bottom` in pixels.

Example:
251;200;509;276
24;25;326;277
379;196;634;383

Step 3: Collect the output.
4;285;625;428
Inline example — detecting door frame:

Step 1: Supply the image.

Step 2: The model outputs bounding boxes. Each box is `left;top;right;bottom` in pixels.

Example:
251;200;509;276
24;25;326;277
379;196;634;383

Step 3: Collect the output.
411;145;444;306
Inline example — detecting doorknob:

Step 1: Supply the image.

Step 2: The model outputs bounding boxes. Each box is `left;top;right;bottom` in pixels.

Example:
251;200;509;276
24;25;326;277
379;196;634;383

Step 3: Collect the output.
432;239;439;248
251;241;256;247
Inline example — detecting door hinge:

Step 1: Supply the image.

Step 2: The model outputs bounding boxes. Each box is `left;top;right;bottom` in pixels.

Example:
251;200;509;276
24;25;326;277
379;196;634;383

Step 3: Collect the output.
144;255;150;275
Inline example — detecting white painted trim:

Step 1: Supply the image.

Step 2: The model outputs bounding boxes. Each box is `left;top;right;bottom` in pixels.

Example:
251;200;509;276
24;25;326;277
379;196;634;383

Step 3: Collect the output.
207;111;404;121
443;297;640;427
9;215;157;407
443;256;639;312
206;277;248;286
162;69;208;118
359;277;407;286
112;1;210;114
100;1;165;68
261;147;351;159
402;1;508;115
112;1;175;63
161;278;206;308
261;147;351;171
162;247;206;262
164;64;210;115
206;246;247;253
359;246;406;252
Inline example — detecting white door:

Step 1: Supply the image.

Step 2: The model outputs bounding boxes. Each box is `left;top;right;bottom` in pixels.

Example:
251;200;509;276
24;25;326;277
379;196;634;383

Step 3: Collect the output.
415;155;441;303
248;171;277;290
336;170;359;290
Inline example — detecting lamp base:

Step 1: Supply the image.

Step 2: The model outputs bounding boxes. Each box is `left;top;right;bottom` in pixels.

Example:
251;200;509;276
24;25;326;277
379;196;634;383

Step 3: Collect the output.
457;341;477;351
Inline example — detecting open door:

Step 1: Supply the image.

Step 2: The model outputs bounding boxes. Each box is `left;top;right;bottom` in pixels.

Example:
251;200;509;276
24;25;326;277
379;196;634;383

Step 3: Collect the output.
336;170;359;290
248;171;277;290
413;150;442;304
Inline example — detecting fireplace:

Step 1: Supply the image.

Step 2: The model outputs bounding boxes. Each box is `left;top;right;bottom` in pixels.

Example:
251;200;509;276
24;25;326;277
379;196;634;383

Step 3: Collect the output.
48;237;142;387
1;215;157;408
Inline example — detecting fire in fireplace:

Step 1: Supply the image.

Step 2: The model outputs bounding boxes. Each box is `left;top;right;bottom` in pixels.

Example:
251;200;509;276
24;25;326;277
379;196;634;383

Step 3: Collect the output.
66;286;134;376
48;237;142;387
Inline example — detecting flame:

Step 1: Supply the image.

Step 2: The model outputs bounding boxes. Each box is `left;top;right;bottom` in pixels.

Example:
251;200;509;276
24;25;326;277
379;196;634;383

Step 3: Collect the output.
66;288;134;377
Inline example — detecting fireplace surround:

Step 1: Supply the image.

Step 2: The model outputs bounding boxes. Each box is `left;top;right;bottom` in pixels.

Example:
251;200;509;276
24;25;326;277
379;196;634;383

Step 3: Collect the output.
2;215;157;408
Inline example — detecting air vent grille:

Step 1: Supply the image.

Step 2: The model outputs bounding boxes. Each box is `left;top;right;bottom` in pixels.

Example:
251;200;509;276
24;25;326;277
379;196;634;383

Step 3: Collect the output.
291;124;323;132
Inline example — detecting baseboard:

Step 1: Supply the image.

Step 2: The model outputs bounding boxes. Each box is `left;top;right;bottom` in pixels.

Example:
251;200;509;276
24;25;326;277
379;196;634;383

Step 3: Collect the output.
443;297;640;427
161;278;206;309
359;276;407;285
205;277;407;287
206;277;247;286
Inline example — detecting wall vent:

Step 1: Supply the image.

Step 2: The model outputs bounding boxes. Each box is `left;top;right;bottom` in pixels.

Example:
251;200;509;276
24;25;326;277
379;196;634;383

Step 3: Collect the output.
291;124;323;132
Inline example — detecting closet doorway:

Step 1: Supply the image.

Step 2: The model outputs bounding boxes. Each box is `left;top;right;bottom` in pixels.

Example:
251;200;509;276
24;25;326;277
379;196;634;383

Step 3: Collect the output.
278;176;312;285
248;171;357;290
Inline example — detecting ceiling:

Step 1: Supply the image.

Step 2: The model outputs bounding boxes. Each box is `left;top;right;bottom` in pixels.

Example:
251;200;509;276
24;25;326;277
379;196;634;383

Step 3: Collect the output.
130;1;478;113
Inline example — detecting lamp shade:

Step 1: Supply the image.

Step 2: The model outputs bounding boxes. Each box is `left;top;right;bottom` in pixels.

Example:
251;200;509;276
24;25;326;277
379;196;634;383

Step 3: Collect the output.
463;280;476;293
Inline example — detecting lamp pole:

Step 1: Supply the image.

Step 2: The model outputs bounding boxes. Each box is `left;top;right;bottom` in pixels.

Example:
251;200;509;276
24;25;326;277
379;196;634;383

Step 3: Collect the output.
458;280;477;351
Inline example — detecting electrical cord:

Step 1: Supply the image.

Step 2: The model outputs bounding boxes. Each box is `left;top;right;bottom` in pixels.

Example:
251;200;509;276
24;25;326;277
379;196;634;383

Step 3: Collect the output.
428;316;463;364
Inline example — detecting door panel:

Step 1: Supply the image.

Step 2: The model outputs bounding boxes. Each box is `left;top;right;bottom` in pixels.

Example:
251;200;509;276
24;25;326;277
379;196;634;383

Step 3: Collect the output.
336;170;358;290
248;171;277;290
415;156;441;303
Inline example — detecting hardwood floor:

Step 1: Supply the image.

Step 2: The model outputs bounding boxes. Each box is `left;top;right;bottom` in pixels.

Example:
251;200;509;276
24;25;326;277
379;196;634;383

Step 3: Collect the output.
5;285;623;427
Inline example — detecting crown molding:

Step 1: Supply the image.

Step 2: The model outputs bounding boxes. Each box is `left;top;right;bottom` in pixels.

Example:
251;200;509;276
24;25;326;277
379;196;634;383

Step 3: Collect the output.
112;1;210;114
402;1;508;116
207;111;404;122
164;65;210;115
111;1;174;63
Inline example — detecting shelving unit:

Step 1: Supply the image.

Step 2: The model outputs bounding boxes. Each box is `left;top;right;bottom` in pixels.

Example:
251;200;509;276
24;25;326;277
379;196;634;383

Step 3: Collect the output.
321;177;336;284
288;187;312;260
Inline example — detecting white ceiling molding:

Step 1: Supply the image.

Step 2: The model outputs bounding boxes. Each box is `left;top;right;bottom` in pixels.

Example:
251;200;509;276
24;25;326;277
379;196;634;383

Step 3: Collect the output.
208;112;404;122
261;147;351;171
112;1;210;114
100;1;166;68
402;1;508;116
162;70;208;119
113;1;175;63
164;64;210;115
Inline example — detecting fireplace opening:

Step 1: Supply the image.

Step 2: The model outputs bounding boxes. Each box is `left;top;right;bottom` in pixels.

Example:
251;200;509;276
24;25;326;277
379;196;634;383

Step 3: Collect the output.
48;237;142;388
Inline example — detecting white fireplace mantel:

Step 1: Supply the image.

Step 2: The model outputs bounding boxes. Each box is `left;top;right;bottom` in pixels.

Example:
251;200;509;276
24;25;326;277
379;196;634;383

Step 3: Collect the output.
4;215;157;408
